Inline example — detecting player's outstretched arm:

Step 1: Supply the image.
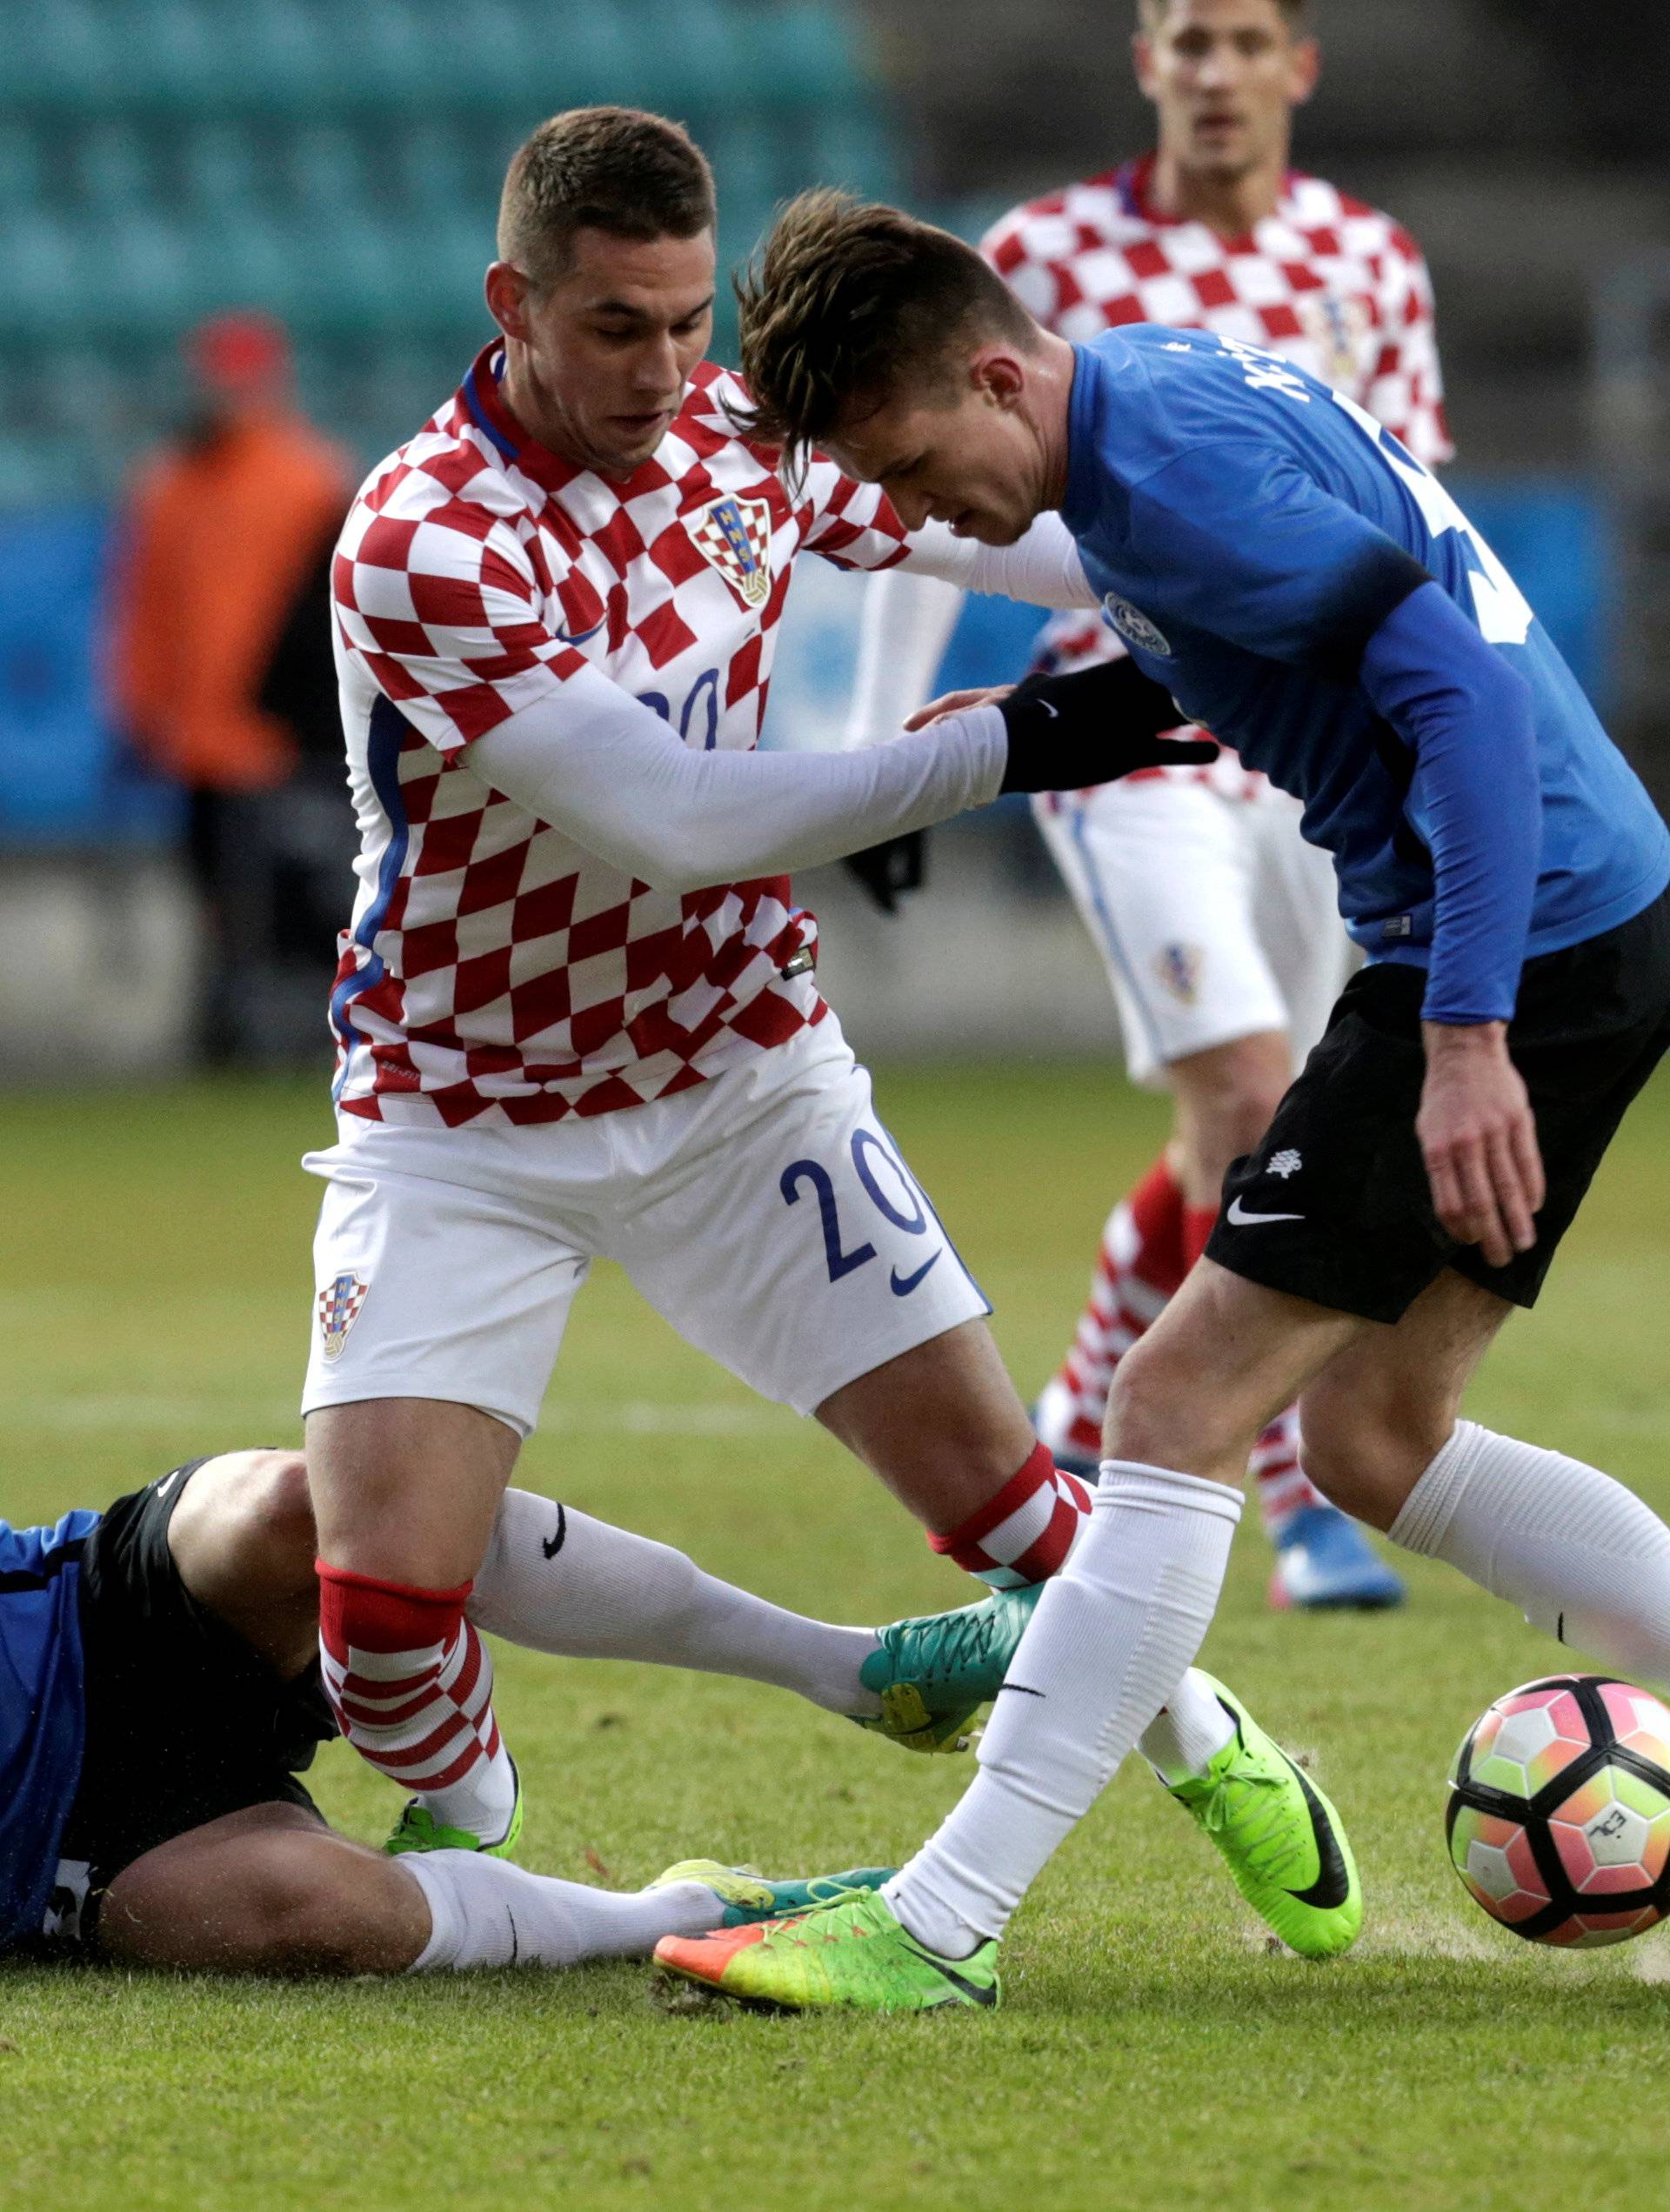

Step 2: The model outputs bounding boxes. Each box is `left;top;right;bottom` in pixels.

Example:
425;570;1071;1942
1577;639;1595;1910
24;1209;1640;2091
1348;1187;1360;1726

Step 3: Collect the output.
467;665;1008;895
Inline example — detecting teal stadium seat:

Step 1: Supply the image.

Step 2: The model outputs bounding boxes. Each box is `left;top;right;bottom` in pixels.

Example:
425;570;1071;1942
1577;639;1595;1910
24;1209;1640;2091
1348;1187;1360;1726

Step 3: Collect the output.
404;0;539;117
3;2;124;115
0;124;50;213
0;211;86;344
104;0;237;115
285;130;410;337
529;0;638;110
308;0;431;116
384;121;490;224
232;0;337;120
74;123;161;220
178;123;270;218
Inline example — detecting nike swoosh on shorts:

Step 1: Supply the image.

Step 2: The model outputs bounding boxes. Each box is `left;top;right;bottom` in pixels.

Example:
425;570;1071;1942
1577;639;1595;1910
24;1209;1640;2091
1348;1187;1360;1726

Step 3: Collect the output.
1226;1197;1304;1226
890;1250;944;1297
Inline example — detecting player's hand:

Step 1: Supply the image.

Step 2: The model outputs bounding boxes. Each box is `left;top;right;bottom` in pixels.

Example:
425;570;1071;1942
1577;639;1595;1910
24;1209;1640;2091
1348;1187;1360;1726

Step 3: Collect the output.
906;665;1217;793
844;830;926;915
1417;1021;1546;1269
905;685;1014;731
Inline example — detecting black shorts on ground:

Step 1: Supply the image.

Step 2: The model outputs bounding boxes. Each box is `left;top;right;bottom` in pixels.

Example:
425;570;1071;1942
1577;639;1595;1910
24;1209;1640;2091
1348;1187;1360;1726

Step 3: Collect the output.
1206;885;1670;1326
56;1460;335;1932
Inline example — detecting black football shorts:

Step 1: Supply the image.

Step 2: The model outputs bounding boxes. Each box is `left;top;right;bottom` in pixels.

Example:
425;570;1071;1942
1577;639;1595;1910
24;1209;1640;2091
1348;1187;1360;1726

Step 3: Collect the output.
50;1460;335;1949
1206;885;1670;1326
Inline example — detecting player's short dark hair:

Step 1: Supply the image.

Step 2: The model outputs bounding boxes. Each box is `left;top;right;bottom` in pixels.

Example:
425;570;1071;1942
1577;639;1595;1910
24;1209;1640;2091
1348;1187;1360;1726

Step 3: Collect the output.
1138;0;1307;24
497;108;717;291
734;190;1039;477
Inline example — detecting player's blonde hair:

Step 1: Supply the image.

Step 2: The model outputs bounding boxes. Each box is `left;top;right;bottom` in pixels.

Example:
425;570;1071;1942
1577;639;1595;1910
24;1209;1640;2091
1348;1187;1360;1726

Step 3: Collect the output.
497;108;716;292
733;190;1039;481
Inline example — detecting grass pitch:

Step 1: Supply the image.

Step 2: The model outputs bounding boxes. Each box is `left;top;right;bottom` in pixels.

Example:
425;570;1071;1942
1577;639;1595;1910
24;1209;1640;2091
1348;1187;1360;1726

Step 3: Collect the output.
3;1060;1669;2212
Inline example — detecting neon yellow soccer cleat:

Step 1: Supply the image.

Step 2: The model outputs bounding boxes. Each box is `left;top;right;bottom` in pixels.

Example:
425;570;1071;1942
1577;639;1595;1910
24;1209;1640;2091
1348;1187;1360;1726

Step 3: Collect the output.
853;1585;1041;1753
651;1860;894;1928
1168;1674;1361;1958
384;1761;524;1859
654;1885;999;2011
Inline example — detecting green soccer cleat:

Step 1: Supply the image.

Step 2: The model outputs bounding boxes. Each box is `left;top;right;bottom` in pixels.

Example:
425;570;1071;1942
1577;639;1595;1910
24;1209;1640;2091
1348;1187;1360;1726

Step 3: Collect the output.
654;1885;1000;2011
651;1860;895;1928
852;1584;1042;1753
384;1761;524;1860
1168;1674;1361;1959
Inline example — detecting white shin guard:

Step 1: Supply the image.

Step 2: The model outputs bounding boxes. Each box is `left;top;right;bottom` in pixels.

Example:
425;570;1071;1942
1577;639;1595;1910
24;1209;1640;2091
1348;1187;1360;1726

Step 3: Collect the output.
1390;1420;1670;1691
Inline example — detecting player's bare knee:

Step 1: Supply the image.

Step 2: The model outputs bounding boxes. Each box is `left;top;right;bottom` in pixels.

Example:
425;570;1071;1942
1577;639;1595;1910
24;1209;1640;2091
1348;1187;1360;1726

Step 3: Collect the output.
1298;1395;1453;1533
247;1451;317;1564
1104;1337;1249;1479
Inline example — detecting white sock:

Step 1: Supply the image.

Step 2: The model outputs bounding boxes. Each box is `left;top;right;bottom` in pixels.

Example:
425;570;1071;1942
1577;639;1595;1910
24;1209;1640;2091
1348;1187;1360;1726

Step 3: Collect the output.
401;1852;725;1973
883;1460;1242;1958
1138;1667;1237;1785
470;1490;882;1717
1389;1420;1670;1690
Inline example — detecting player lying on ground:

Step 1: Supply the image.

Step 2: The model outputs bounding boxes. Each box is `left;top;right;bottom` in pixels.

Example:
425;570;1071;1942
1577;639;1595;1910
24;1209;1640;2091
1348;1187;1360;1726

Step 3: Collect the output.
646;194;1670;2010
0;1447;999;1975
848;0;1441;1610
2;1450;1358;1974
297;104;1351;1961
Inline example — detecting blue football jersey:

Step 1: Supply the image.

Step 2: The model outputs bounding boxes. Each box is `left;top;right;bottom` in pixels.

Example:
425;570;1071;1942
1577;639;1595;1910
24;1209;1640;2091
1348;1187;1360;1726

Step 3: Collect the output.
0;1512;97;1950
1059;328;1670;999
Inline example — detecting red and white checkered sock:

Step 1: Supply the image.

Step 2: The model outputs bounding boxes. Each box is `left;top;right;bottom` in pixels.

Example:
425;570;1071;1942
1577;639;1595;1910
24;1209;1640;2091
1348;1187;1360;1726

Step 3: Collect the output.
928;1441;1092;1591
1250;1405;1333;1538
317;1563;518;1844
1036;1155;1187;1462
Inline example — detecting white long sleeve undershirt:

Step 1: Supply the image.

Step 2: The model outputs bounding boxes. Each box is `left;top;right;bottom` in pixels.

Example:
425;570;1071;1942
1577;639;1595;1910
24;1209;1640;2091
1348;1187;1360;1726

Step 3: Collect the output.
465;667;1006;898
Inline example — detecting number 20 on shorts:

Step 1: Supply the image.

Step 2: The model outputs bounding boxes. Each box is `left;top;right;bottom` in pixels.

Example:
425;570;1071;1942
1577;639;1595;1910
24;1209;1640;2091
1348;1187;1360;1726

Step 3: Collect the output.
779;1129;945;1299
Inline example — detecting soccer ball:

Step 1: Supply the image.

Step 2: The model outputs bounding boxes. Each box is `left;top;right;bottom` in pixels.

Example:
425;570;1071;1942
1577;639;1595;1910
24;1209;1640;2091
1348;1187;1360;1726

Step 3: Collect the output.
1446;1674;1670;1948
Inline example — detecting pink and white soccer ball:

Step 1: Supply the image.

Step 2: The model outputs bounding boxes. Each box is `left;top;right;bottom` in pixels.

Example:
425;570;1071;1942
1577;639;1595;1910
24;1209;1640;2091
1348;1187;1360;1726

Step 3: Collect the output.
1446;1675;1670;1948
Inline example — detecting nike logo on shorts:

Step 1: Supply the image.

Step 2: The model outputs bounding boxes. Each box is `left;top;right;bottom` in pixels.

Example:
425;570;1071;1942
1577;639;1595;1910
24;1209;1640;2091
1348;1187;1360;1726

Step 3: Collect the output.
1226;1197;1304;1227
890;1250;943;1297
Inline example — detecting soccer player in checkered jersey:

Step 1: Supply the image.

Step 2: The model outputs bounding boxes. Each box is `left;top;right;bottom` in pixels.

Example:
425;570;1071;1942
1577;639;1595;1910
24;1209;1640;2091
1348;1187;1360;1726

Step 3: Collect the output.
848;0;1450;1608
302;107;1355;1948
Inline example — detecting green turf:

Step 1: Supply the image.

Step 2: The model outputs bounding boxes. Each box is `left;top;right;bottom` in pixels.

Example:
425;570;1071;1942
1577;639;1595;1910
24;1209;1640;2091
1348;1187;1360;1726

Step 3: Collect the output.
4;1063;1669;2212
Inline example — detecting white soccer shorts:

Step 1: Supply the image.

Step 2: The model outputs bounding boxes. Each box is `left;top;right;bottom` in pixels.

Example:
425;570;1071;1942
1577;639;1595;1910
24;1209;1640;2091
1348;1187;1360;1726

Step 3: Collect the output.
300;1012;990;1436
1033;774;1353;1089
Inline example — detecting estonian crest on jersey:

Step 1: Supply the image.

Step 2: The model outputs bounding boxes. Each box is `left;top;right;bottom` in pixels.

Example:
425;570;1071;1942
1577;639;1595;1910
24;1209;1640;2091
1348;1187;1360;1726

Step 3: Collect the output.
317;1273;370;1361
688;493;773;608
1102;594;1172;658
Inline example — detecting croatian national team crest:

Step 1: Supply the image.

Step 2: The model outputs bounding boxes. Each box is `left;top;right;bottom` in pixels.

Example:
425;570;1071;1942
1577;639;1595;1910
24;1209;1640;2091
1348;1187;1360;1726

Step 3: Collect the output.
1102;594;1172;658
1155;942;1204;1006
317;1272;370;1361
688;493;773;608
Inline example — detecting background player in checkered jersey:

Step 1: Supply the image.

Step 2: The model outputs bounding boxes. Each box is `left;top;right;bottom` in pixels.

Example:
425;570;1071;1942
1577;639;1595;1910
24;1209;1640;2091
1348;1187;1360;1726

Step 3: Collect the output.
301;106;1358;1946
847;0;1451;1610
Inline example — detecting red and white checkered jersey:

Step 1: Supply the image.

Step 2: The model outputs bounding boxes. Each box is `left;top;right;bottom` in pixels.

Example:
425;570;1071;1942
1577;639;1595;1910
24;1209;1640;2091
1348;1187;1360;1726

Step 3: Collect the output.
328;344;913;1128
985;156;1453;792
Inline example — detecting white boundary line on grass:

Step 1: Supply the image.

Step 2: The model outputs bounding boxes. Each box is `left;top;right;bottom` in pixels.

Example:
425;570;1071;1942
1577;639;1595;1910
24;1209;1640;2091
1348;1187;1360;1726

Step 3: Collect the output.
4;1394;792;1437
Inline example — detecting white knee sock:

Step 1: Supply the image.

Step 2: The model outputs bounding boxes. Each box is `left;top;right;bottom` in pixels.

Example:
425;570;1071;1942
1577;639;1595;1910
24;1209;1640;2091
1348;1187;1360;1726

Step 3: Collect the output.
401;1852;725;1973
469;1490;882;1717
1390;1420;1670;1690
1139;1667;1237;1785
883;1461;1243;1958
